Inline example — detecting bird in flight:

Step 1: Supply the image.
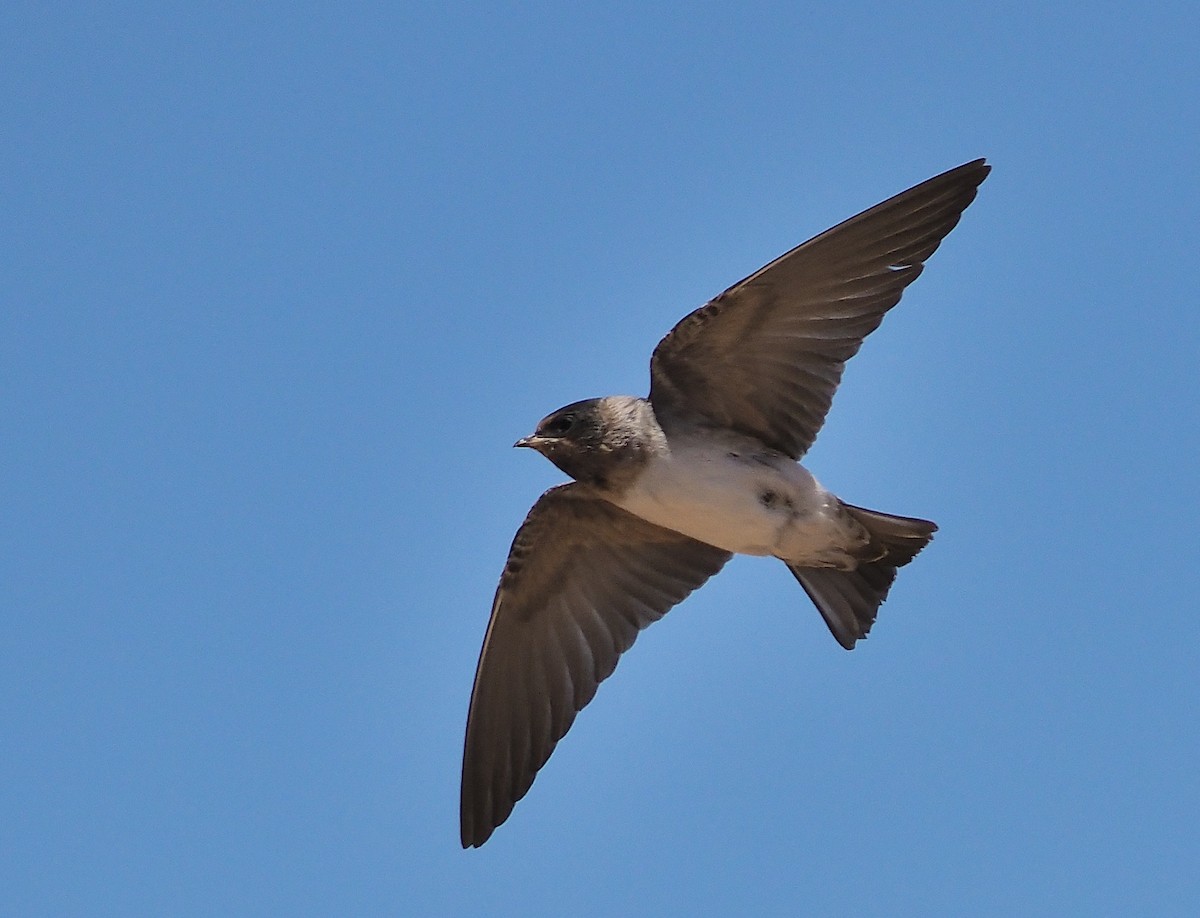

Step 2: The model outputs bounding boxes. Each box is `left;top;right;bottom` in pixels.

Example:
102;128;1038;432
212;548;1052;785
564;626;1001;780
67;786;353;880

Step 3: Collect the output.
461;159;991;847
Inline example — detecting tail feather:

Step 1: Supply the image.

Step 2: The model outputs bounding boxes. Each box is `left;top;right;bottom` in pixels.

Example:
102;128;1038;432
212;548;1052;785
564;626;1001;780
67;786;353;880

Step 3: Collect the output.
787;503;936;650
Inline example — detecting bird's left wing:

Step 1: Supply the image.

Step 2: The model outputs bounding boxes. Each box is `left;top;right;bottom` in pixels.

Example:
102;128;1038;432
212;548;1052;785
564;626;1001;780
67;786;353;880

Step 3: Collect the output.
649;159;990;459
461;483;730;847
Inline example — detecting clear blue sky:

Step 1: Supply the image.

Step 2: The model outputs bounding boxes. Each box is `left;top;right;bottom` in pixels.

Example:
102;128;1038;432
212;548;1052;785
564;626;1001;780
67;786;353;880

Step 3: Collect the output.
3;3;1197;915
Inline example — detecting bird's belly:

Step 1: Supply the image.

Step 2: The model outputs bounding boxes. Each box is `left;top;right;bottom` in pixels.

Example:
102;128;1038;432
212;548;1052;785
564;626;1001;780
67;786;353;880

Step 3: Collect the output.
611;446;838;559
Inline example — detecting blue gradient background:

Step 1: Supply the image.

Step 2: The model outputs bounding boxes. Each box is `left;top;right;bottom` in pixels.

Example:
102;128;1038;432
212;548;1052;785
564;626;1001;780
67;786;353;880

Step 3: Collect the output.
4;3;1197;915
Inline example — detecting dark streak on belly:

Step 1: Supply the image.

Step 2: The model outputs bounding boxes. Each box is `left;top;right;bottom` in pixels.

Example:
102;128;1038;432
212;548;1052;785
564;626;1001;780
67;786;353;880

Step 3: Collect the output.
758;488;795;512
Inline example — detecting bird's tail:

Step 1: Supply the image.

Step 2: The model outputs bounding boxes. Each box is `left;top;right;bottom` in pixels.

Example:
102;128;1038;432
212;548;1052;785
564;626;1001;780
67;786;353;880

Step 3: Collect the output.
786;503;936;650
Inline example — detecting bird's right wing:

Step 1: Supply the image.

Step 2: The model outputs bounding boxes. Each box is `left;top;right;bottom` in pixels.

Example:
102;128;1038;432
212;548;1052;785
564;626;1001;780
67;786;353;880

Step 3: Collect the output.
460;483;730;848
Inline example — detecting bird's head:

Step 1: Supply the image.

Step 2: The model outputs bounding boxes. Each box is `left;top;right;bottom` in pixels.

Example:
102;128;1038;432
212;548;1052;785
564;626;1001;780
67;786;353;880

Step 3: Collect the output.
515;396;656;489
515;399;608;480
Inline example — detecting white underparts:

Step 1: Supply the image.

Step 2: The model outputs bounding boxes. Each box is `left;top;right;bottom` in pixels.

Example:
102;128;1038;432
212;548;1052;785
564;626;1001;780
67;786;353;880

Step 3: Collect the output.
610;436;867;567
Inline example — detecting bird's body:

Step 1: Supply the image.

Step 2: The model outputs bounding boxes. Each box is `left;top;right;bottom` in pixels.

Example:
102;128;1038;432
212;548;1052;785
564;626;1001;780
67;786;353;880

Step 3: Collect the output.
606;405;850;564
460;160;991;847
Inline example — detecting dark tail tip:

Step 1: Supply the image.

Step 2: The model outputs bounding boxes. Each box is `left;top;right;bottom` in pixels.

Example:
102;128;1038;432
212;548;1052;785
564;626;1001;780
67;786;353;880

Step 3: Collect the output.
788;505;936;649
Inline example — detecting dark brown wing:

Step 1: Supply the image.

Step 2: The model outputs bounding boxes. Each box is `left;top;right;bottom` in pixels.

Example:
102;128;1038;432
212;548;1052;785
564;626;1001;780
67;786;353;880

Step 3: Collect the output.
460;483;730;847
650;160;990;458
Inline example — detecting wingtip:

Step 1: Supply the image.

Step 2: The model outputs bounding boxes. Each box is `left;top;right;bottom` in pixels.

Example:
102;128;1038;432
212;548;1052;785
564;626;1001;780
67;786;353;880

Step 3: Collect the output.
460;821;489;849
936;158;990;186
835;630;861;652
961;157;991;181
459;799;495;849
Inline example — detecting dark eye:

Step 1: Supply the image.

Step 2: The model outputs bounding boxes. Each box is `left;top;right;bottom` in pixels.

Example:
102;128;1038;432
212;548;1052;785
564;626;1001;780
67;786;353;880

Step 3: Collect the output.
544;415;574;436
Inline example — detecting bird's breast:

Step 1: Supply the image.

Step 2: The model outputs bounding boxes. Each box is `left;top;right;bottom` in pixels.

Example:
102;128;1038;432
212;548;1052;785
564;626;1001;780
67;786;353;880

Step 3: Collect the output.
609;439;841;560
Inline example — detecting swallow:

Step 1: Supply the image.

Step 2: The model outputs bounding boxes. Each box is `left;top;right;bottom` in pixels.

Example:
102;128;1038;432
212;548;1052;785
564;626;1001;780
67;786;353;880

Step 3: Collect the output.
461;159;990;847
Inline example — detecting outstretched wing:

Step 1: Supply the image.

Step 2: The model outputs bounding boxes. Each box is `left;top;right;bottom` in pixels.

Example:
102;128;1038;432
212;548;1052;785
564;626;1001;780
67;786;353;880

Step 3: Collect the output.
461;484;730;847
650;159;990;458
